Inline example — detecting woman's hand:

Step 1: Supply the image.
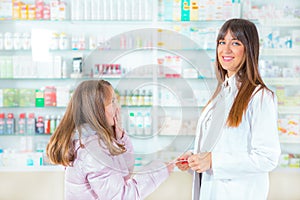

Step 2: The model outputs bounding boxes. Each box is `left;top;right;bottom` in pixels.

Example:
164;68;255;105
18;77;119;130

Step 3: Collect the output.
175;151;193;171
188;152;212;173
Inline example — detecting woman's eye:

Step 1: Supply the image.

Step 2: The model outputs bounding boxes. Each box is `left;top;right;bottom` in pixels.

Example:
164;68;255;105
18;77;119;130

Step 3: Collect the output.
218;41;225;45
232;41;241;46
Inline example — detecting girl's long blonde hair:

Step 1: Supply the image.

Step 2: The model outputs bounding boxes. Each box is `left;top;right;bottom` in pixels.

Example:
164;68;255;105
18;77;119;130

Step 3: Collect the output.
46;80;125;166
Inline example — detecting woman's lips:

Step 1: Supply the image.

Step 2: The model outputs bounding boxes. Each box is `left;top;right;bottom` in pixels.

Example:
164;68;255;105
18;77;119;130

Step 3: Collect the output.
222;56;234;61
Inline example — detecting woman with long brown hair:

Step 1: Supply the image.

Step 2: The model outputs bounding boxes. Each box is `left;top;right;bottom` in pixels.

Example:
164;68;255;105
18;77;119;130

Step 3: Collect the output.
176;18;281;200
47;79;173;200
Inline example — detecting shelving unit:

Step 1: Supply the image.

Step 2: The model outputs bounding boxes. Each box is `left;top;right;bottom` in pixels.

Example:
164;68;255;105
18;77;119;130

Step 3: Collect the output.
0;0;300;173
0;1;299;200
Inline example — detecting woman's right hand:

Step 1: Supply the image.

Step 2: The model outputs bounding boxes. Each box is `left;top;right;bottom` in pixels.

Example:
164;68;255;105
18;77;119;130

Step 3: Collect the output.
175;152;193;171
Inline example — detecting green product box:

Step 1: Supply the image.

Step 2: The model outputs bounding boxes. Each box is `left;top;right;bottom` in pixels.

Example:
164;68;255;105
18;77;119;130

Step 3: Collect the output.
3;88;19;107
35;89;44;107
19;89;36;107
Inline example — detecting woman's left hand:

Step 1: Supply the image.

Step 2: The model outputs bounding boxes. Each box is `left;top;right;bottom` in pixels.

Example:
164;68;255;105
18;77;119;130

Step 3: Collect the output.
188;152;212;173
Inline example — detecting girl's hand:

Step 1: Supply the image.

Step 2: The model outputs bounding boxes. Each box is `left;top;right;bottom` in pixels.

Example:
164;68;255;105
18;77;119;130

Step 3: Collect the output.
113;105;124;140
166;162;175;175
175;152;193;171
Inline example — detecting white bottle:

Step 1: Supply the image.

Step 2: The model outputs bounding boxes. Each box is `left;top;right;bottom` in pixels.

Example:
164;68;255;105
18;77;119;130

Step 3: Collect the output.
26;113;36;135
0;33;3;50
128;111;136;135
4;32;13;50
124;0;131;20
59;32;69;50
62;60;68;78
144;112;152;136
136;111;144;135
84;0;91;20
91;0;98;20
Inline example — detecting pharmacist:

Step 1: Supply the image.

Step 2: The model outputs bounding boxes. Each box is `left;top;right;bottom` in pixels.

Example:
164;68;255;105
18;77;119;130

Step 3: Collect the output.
176;18;281;200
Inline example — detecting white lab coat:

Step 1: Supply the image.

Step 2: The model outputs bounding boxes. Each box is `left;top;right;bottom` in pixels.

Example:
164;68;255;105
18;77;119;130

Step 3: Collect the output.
192;75;281;200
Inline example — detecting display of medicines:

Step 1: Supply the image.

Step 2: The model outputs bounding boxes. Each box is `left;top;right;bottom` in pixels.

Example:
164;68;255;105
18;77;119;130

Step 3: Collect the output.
13;32;21;50
35;89;45;107
6;113;15;135
50;115;56;133
22;32;31;50
36;116;44;134
0;33;3;50
59;32;68;50
50;32;59;50
44;86;56;107
144;112;152;135
26;113;36;135
4;32;13;50
44;115;51;134
0;113;5;134
35;0;44;20
56;115;61;128
128;111;136;134
136;112;144;135
17;113;26;134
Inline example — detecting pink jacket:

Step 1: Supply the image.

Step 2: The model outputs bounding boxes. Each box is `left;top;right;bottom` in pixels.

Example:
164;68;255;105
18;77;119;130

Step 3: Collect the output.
65;125;169;200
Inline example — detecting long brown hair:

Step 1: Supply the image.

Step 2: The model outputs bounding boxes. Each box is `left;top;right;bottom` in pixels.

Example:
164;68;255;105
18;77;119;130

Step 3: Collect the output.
46;80;125;166
213;18;272;127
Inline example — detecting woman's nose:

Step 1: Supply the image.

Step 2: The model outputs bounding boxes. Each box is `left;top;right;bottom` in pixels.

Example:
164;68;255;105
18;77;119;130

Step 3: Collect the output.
223;44;232;53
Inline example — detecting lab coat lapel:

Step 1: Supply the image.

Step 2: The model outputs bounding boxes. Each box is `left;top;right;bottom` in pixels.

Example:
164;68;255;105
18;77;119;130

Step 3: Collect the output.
201;90;225;152
193;99;216;154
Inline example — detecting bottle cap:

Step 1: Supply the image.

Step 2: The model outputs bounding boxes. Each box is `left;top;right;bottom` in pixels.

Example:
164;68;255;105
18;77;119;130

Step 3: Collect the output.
7;113;14;118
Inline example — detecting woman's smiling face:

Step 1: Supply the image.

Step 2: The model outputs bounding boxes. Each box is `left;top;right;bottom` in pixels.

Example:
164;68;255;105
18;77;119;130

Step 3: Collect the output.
217;30;245;77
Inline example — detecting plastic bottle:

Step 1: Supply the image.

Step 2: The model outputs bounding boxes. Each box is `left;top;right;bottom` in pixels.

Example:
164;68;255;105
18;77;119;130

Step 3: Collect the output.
62;60;68;78
4;32;13;50
128;112;136;135
50;32;59;50
0;113;6;135
44;115;51;134
56;115;61;128
0;148;3;167
0;33;4;50
36;116;44;134
17;113;26;134
26;113;36;135
136;111;144;135
140;90;145;106
6;113;15;135
59;32;68;50
144;112;152;136
144;90;153;106
50;115;56;133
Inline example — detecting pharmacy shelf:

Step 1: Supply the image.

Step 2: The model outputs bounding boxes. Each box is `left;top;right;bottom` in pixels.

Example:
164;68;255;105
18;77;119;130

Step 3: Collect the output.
261;49;300;56
0;165;64;172
258;19;300;27
264;78;300;86
280;136;300;144
278;106;300;114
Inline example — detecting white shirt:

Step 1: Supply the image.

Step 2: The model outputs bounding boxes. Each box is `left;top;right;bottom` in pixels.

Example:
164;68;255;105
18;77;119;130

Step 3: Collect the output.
193;75;281;200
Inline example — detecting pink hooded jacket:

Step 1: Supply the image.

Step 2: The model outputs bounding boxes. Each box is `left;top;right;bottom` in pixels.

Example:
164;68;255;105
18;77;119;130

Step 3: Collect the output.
65;125;169;200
